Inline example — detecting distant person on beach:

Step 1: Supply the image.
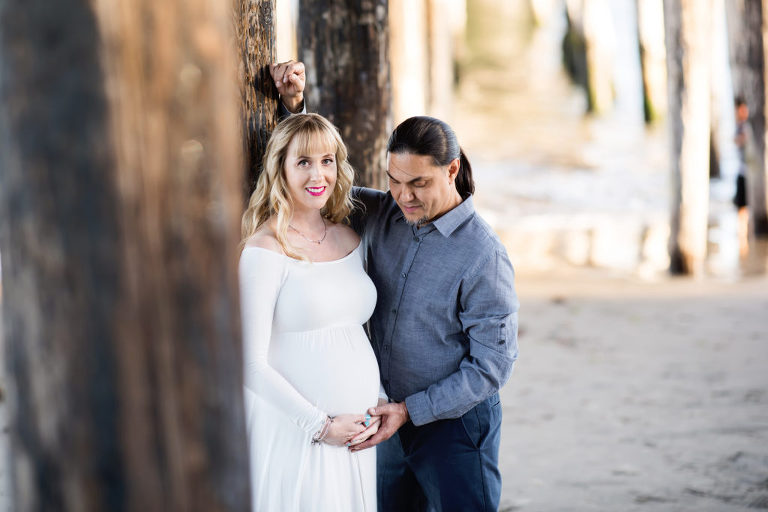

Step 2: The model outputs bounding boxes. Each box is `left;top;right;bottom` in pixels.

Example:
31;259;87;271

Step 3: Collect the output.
734;96;750;256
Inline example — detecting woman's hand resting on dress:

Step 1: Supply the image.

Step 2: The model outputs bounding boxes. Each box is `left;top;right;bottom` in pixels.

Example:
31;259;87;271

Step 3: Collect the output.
346;398;387;448
322;414;368;447
346;416;382;448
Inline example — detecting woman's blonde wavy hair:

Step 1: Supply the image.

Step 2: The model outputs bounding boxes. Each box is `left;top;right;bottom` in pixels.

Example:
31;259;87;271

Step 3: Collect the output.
241;113;356;259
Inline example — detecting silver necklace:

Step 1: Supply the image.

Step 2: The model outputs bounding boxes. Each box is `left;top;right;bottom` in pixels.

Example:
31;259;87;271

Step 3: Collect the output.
289;219;327;244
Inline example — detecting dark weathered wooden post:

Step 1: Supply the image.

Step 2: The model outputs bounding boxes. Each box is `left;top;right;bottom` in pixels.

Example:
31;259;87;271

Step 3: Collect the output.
725;0;768;237
0;0;249;510
236;0;280;193
664;0;712;275
298;0;392;189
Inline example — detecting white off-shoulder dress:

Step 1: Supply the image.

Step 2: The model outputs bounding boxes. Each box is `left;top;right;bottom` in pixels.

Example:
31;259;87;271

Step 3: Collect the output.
239;242;379;511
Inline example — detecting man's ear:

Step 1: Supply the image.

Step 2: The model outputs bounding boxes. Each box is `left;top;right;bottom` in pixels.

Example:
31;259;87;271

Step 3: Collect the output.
447;157;461;182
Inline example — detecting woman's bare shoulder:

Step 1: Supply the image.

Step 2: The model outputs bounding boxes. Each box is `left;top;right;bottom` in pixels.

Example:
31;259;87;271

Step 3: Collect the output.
329;222;361;252
243;225;283;255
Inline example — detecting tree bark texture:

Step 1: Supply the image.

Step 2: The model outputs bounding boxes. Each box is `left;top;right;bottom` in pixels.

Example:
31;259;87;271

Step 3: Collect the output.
236;0;279;194
636;0;668;122
664;0;713;275
0;1;248;510
725;0;768;236
299;0;391;190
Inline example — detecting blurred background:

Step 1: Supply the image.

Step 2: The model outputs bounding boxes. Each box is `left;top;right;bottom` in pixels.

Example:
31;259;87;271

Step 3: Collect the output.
273;0;768;510
1;0;767;510
276;0;766;279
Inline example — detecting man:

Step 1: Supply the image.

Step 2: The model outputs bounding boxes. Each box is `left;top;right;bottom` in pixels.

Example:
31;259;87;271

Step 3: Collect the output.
349;116;518;512
273;62;519;511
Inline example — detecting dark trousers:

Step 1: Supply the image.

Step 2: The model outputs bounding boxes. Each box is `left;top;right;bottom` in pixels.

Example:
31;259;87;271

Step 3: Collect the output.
377;393;502;512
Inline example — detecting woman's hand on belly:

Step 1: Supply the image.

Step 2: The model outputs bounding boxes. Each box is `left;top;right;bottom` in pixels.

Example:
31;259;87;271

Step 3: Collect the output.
323;413;367;447
347;415;381;448
347;397;386;448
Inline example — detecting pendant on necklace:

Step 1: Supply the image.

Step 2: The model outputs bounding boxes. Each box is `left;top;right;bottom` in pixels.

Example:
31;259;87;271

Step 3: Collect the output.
289;219;327;245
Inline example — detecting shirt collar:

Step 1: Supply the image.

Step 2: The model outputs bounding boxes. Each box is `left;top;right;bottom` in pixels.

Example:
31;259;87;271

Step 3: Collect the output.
394;195;475;237
433;195;475;237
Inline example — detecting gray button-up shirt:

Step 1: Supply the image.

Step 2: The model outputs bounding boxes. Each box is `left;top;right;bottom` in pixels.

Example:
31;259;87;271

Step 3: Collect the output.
351;187;519;426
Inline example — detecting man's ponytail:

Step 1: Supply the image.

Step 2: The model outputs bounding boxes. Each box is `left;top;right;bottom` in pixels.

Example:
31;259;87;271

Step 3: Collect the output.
455;149;475;200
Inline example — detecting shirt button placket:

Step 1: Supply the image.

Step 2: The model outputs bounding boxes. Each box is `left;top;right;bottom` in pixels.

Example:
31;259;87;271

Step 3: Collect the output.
387;235;420;375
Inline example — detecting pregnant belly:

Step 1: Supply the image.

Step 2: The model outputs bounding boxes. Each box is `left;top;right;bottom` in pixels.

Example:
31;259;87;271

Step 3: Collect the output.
269;325;380;416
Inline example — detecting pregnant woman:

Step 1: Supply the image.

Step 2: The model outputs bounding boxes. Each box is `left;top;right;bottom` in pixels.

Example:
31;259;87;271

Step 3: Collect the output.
239;113;382;511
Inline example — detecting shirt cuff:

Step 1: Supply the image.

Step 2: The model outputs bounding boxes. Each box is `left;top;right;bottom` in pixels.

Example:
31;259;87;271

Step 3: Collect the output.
404;391;433;426
278;98;306;120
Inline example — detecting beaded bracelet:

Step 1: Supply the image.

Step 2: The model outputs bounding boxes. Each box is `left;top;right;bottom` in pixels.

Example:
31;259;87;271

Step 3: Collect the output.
311;416;333;445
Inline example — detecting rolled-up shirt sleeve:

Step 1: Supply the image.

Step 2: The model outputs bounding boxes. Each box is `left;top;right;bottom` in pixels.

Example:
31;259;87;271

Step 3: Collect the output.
405;249;519;426
277;99;306;120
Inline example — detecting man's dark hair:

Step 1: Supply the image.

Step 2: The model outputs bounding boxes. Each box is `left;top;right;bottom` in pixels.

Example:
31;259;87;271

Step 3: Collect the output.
387;116;475;200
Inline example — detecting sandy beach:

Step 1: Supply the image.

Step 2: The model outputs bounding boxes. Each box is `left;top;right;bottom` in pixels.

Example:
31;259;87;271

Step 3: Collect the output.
497;271;768;511
1;270;766;511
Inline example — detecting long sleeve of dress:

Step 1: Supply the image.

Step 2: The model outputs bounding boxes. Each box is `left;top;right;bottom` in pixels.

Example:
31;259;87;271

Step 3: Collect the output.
239;248;328;435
